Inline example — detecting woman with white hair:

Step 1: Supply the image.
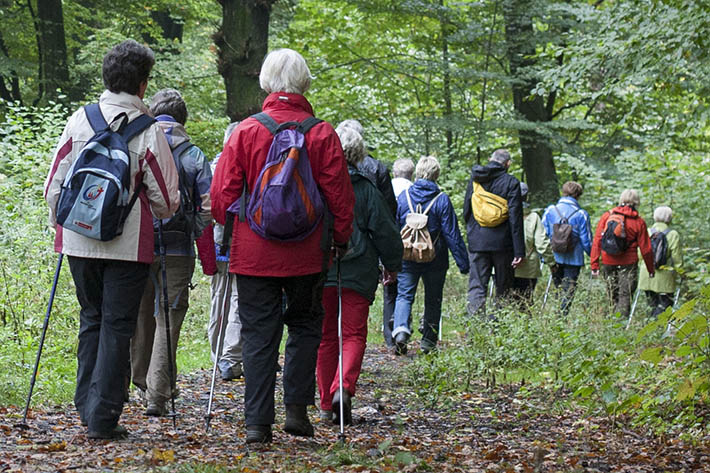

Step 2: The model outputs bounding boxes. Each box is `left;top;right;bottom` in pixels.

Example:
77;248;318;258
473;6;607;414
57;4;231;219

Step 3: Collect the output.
211;48;355;444
638;206;684;317
316;127;402;426
391;156;470;355
590;189;655;317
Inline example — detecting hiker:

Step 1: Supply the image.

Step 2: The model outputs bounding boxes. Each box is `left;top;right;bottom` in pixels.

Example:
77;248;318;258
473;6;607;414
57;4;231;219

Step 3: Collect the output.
43;40;180;439
638;206;684;318
211;48;354;444
541;181;593;315
590;189;655;317
207;122;244;381
130;89;213;417
463;149;525;317
512;183;555;303
382;158;415;348
391;156;470;355
316;127;402;425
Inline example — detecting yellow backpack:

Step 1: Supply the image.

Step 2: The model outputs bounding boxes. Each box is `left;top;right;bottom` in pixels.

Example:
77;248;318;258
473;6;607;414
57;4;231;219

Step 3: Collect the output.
472;182;508;227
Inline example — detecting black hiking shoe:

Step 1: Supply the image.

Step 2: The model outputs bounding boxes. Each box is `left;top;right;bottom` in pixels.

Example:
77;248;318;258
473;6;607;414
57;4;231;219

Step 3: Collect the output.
332;389;352;426
87;424;129;440
246;424;272;444
284;404;314;437
394;332;409;356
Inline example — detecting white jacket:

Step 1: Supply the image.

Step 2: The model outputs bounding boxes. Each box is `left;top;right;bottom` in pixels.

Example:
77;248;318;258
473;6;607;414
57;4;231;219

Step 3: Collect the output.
44;90;180;263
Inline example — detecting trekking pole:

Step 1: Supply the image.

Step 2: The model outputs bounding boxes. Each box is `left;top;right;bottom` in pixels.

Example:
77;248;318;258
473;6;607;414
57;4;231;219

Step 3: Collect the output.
18;253;63;428
672;285;682;309
540;273;553;312
626;288;641;330
157;222;178;428
205;271;232;432
336;255;346;444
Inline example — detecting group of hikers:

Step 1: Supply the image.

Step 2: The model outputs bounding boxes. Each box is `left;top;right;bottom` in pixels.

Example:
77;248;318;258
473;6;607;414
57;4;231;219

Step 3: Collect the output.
42;40;683;444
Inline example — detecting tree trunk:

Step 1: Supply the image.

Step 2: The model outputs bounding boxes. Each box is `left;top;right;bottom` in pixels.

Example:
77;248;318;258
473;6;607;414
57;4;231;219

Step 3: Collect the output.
503;1;559;206
0;31;22;103
215;0;275;121
36;0;70;101
440;0;453;156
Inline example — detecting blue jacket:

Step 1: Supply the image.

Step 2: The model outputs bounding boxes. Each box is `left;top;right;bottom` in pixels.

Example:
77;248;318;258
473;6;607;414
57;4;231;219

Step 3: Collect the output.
541;196;592;266
397;179;470;273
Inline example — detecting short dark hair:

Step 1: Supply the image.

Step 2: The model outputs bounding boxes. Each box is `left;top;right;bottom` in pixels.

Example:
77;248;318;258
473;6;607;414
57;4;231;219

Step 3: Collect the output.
561;181;583;199
102;40;155;95
150;89;188;125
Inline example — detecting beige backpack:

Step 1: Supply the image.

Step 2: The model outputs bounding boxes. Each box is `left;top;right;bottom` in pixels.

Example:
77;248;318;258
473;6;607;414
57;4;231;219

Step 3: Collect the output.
401;190;442;263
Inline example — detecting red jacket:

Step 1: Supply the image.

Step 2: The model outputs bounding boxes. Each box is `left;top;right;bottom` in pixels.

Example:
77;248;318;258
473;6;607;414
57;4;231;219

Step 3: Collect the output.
211;93;354;277
590;205;654;273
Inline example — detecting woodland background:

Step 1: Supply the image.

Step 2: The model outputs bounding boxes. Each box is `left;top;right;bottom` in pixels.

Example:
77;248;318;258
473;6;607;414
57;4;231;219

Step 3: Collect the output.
1;0;710;452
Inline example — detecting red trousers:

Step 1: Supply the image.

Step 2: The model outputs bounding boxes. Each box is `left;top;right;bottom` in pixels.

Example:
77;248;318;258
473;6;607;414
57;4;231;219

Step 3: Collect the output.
317;287;369;411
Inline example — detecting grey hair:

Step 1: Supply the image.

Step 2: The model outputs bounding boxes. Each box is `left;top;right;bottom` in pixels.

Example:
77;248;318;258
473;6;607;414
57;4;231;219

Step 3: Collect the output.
392;158;415;180
490;149;511;165
619;189;640;207
336;119;364;137
654;206;673;223
149;88;187;125
415;155;440;181
259;48;312;95
223;121;239;145
336;127;366;166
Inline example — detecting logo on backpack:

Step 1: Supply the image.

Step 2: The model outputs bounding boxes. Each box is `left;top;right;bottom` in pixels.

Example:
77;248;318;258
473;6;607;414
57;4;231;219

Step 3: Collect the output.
650;228;671;269
471;181;508;227
550;205;580;253
600;211;628;255
401;190;442;263
56;103;155;241
240;112;325;242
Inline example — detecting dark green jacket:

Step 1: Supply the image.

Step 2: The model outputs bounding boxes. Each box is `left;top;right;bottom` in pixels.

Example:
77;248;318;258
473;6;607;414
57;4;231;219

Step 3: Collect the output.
325;168;403;302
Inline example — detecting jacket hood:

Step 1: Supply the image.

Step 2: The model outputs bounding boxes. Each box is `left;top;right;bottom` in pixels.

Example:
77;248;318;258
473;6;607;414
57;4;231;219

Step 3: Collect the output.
611;205;639;218
472;162;507;183
155;115;189;149
406;179;441;202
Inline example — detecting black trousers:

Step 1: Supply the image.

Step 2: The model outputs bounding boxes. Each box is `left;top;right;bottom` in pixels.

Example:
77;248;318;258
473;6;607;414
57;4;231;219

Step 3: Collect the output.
67;256;149;432
467;250;514;316
236;272;325;426
382;280;397;347
645;291;673;318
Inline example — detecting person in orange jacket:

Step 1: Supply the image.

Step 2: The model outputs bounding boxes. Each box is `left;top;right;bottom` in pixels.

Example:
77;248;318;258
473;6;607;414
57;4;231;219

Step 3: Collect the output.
590;189;654;317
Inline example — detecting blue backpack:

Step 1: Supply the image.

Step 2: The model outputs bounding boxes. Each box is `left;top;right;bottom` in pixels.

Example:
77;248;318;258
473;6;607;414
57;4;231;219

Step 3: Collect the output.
228;112;325;242
56;104;155;241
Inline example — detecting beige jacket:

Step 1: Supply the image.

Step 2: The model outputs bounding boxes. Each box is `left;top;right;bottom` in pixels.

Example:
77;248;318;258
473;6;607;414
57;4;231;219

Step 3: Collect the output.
44;91;180;263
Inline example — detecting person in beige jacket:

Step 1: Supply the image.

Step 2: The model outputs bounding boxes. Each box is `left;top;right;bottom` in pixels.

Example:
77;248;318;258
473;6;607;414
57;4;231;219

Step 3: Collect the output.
44;40;179;440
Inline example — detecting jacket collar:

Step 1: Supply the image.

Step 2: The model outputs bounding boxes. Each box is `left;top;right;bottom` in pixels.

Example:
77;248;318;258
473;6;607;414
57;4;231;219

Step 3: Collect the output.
558;196;580;208
99;90;150;114
262;92;314;116
611;205;639;217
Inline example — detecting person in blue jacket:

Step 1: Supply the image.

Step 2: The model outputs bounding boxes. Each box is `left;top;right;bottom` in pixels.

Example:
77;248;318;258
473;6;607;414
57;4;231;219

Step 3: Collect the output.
541;181;593;315
391;156;470;355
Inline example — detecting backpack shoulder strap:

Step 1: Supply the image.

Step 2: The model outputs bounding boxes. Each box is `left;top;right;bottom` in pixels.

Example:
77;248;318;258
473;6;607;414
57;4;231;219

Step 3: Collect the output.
405;188;415;213
171;141;194;162
122;114;156;142
553;205;565;222
423;192;443;215
298;117;323;134
84;103;108;132
251;112;281;135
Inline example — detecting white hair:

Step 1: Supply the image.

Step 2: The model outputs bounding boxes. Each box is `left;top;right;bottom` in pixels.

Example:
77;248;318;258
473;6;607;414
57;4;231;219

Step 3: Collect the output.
223;121;239;145
490;149;511;165
392;158;414;179
336;127;366;166
415;155;440;181
336;119;364;136
619;189;640;207
654;206;673;223
259;48;312;95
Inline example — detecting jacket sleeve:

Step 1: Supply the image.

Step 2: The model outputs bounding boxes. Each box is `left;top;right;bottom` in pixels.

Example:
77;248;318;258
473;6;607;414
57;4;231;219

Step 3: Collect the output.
578;210;593;256
533;214;554;264
637;221;655;274
366;187;403;272
541;206;553;237
590;212;608;270
195;224;217;275
376;161;397;218
462;172;473;224
189;145;213;226
507;180;526;258
669;229;684;272
44;114;78;227
439;194;470;273
211;128;245;226
142;125;180;219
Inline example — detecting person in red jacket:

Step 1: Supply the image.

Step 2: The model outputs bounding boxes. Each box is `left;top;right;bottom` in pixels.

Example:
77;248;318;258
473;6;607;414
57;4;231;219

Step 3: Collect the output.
590;189;654;317
211;48;354;444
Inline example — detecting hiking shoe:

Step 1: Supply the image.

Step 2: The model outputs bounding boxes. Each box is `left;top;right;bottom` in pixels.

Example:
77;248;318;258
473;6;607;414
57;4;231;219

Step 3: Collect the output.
145;401;167;417
320;409;334;423
420;341;437;355
284;404;314;437
245;424;272;444
87;424;129;440
332;389;352;426
394;332;409;356
220;363;243;381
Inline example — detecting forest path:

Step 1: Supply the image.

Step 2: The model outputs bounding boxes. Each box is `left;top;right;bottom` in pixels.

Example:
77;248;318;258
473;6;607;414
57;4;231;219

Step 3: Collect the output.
1;345;706;472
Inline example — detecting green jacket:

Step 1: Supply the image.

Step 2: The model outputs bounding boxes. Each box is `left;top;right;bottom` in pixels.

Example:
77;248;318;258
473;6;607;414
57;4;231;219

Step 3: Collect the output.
515;211;555;279
325;169;403;302
638;222;683;294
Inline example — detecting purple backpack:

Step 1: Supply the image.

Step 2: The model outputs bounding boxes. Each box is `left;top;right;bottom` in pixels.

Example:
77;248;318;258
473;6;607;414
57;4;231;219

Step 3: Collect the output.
228;112;325;242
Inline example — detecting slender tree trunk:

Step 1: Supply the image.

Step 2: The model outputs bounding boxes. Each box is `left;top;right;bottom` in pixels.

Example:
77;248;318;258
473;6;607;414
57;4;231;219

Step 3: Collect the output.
215;0;275;121
440;0;453;155
503;1;559;205
0;32;22;103
35;0;70;101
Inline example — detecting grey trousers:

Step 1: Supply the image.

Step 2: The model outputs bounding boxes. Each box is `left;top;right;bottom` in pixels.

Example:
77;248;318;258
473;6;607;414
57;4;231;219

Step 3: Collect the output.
467;250;514;316
208;261;243;369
